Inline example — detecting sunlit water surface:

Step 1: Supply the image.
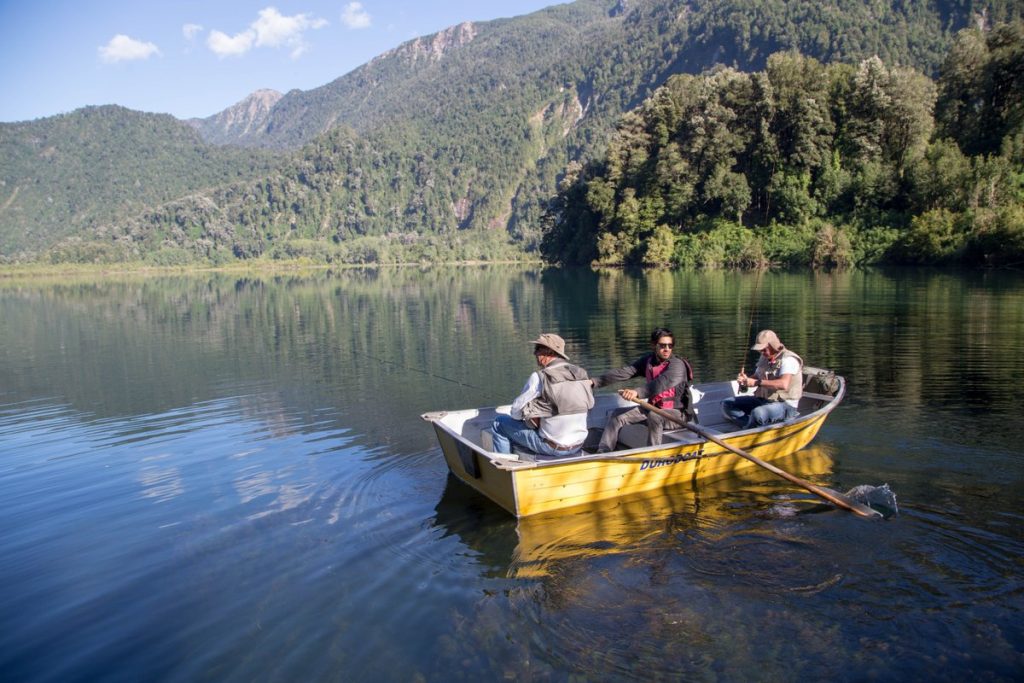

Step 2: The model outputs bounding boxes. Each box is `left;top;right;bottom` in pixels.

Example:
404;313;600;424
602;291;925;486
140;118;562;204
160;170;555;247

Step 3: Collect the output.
1;268;1021;681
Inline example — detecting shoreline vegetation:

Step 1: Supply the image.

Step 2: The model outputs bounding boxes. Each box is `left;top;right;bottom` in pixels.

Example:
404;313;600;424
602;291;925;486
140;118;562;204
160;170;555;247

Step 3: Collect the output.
3;255;1021;284
0;257;547;281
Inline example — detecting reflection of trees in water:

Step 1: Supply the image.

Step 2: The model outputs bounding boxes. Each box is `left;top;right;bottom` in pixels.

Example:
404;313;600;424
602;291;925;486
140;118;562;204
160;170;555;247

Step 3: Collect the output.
0;268;552;446
1;266;1021;445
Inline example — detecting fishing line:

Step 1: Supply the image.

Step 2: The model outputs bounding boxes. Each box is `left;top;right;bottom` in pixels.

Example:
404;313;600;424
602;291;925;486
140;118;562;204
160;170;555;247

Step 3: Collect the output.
350;349;490;394
740;266;764;373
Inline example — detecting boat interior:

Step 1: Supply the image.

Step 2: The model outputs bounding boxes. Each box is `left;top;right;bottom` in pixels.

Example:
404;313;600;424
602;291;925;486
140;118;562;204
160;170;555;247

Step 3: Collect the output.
430;369;841;462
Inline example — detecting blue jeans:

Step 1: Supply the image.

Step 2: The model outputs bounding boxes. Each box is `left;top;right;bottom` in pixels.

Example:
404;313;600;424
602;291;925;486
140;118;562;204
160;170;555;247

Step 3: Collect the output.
721;396;798;429
491;414;582;459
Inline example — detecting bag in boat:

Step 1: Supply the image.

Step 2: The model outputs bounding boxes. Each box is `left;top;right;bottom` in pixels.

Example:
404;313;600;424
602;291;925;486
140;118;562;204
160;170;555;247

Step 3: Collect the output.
803;366;840;395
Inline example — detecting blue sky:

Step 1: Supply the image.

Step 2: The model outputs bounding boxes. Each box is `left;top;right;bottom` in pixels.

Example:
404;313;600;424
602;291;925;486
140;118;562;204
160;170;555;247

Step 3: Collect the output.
0;1;565;123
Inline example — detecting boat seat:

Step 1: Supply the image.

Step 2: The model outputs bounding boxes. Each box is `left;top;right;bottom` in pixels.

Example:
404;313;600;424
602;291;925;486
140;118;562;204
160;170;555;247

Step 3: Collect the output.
480;427;496;452
614;423;707;449
615;423;650;449
480;427;528;454
603;387;714;450
479;427;527;460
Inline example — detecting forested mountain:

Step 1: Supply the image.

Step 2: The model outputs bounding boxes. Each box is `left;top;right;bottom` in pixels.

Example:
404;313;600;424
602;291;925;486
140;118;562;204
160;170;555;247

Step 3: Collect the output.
195;0;1020;152
1;0;1020;266
0;106;277;257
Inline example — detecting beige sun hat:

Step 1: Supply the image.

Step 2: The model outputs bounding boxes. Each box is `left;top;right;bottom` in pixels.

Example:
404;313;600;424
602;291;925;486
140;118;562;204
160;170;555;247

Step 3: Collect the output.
527;333;569;360
751;329;783;351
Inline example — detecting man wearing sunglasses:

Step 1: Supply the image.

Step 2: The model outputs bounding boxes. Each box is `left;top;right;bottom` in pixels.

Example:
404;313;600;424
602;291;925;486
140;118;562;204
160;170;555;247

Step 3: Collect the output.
591;327;694;453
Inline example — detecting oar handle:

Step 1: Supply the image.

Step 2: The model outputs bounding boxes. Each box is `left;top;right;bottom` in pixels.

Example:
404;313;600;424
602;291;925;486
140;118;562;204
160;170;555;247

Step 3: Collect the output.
628;398;880;518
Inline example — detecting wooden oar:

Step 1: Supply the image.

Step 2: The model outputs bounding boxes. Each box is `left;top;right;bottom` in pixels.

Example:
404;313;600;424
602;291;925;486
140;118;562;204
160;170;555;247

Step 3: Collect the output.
628;397;881;519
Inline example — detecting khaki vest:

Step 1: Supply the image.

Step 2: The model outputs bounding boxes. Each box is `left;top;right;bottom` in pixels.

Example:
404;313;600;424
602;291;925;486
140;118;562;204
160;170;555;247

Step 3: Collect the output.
755;349;804;403
521;360;595;419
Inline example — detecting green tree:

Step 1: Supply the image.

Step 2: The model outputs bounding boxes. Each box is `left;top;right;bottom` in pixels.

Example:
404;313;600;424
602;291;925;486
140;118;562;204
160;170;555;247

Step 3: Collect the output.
937;21;1024;156
908;138;972;212
643;224;676;266
901;208;966;262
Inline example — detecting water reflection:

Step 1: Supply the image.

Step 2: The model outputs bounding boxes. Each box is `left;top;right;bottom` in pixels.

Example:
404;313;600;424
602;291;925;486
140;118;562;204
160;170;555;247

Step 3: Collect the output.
433;446;839;579
137;454;185;502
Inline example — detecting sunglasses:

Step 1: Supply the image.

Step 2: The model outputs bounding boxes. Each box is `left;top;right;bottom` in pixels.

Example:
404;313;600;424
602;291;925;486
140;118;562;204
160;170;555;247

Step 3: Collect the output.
656;343;674;349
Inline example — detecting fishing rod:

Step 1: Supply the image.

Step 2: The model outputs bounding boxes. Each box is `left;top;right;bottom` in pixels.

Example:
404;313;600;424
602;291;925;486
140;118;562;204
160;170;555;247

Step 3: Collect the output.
738;267;763;393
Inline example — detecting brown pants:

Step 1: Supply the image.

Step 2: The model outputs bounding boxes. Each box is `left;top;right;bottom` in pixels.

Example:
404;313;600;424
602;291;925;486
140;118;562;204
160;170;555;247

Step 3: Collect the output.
597;406;682;453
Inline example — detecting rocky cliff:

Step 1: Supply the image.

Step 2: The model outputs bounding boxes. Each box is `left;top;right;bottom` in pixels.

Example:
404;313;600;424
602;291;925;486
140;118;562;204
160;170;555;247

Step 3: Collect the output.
188;89;283;146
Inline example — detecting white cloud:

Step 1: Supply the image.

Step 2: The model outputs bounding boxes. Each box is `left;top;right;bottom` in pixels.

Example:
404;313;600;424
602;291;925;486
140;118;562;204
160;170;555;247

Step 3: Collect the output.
98;34;161;63
253;7;328;46
182;23;203;41
341;2;371;29
208;7;327;59
207;29;255;57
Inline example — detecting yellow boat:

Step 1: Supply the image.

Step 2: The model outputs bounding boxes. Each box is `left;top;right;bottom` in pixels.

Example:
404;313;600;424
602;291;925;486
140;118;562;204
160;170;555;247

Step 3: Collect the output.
422;368;845;517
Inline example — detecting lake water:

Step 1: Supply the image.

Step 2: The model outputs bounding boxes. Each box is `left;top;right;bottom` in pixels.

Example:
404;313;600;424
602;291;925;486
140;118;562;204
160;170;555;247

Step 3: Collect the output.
1;267;1022;681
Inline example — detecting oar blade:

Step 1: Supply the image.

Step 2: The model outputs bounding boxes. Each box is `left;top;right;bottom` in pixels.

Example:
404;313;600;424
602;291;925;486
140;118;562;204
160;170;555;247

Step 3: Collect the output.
841;484;898;518
819;487;885;518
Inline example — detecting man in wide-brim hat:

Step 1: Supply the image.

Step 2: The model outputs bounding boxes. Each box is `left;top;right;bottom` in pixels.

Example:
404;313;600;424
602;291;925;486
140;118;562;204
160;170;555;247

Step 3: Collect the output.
490;333;594;459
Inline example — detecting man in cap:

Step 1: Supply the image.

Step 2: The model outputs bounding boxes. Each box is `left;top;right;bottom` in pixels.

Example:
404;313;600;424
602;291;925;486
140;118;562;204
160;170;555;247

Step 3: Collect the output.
721;329;803;429
590;327;695;452
491;333;595;459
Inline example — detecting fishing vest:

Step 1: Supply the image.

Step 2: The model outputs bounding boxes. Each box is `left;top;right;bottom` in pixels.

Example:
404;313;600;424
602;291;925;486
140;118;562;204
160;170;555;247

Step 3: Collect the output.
524;360;595;418
755;349;804;404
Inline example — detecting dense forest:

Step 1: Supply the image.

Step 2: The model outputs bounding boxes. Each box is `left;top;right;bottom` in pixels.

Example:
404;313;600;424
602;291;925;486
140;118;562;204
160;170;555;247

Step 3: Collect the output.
542;22;1024;267
0;107;278;258
1;0;1021;268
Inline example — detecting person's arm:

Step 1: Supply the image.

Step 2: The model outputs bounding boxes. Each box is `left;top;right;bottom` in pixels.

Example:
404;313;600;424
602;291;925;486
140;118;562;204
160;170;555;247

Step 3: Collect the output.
509;372;542;420
743;356;798;390
738;356;765;389
592;357;643;389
